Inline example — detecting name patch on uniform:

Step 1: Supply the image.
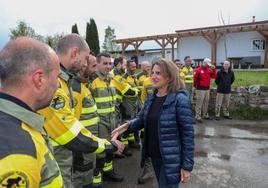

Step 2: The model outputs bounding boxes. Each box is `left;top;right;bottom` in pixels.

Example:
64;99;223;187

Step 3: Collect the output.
0;171;29;187
51;96;65;110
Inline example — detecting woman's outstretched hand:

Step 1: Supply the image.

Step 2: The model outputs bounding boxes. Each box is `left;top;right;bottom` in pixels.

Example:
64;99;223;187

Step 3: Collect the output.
181;169;191;183
111;123;129;138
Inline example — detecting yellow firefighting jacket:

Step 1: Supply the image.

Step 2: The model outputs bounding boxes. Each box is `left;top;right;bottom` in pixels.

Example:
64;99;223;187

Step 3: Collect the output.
136;71;149;91
122;72;140;97
90;72;118;131
38;67;115;154
0;94;63;188
72;78;100;136
140;77;154;104
112;69;138;103
180;66;194;84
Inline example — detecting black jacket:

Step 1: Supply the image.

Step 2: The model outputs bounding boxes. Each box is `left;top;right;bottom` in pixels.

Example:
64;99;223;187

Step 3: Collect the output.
215;68;235;94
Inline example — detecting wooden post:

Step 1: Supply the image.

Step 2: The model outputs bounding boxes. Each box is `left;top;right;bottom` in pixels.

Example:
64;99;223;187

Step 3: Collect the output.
134;42;139;56
265;36;268;68
177;38;179;61
161;38;165;58
258;30;268;68
203;31;220;65
121;42;129;57
122;43;125;56
133;41;143;57
171;38;175;62
155;39;165;58
170;37;178;62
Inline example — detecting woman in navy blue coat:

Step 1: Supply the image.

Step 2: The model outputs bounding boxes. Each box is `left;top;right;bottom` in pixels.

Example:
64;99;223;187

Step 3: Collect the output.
112;58;194;188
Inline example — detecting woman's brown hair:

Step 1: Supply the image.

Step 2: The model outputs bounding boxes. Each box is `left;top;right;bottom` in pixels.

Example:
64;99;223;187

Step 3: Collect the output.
151;58;185;93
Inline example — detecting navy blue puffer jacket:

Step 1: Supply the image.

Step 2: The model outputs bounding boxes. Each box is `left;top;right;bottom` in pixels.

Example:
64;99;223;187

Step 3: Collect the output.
127;90;194;185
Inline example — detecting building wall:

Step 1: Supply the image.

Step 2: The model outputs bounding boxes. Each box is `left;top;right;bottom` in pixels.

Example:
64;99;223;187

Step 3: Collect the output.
123;31;266;66
178;36;211;61
177;31;265;65
217;31;265;65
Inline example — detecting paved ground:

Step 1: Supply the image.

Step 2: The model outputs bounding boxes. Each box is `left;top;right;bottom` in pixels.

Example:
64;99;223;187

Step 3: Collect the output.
104;119;268;188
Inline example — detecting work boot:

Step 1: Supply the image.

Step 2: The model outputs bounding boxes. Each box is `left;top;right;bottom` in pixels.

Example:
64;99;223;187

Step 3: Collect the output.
196;118;203;123
93;171;103;188
224;115;232;119
93;184;102;188
138;158;153;184
122;147;132;157
113;153;125;159
103;170;124;182
204;116;213;120
137;167;153;184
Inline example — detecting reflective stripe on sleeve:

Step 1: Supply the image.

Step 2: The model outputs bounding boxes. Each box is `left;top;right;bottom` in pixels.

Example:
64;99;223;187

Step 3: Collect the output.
95;96;114;103
81;116;100;127
97;106;115;114
54;120;83;145
81;105;97;114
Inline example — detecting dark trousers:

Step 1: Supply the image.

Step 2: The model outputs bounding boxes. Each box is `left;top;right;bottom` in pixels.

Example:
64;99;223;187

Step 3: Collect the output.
151;158;179;188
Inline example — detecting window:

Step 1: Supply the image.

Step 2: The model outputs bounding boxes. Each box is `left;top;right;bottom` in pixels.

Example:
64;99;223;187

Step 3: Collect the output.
251;39;266;51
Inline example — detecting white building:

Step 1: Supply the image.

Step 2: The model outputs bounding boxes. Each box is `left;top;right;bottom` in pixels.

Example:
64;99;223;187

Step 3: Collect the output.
114;20;268;68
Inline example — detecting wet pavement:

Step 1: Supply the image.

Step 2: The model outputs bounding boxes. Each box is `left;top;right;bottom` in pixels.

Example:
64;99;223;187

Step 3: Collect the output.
104;119;268;188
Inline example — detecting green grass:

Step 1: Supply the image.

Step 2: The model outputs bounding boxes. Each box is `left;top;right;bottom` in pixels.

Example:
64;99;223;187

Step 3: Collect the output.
211;70;268;88
210;70;268;120
230;105;268;120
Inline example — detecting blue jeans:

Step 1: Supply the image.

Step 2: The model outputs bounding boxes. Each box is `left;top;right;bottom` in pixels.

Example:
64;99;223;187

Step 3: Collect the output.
151;158;179;188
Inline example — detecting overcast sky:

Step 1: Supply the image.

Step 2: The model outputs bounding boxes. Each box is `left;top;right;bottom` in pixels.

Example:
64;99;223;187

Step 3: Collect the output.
0;0;268;50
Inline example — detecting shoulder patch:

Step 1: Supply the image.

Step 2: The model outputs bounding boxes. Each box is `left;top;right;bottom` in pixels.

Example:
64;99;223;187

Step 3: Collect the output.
0;171;29;187
51;96;65;110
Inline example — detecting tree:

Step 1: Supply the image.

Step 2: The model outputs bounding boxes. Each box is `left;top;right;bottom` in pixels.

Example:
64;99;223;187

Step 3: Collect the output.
218;10;230;60
86;18;100;55
9;21;44;41
102;26;120;52
46;33;64;50
71;23;79;34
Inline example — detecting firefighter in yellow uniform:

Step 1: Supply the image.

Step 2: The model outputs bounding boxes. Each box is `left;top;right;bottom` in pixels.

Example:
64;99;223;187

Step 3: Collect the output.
90;53;127;187
72;80;100;187
137;60;151;139
140;77;154;104
0;37;63;188
38;35;123;188
0;95;63;188
136;61;151;91
110;57;127;128
111;57;138;157
72;54;101;188
180;56;194;101
122;59;140;149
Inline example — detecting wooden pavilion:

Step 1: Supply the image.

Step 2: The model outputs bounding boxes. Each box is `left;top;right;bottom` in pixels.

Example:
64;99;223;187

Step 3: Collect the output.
113;20;268;67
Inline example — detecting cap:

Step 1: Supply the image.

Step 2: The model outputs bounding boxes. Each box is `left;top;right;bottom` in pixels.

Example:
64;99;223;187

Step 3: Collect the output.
203;58;212;66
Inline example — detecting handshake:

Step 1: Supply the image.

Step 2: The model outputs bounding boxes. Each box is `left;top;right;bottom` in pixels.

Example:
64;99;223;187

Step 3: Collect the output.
110;123;129;155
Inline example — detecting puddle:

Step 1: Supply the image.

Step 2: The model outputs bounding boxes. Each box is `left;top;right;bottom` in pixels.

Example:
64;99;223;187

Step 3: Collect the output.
195;151;231;161
195;125;268;141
